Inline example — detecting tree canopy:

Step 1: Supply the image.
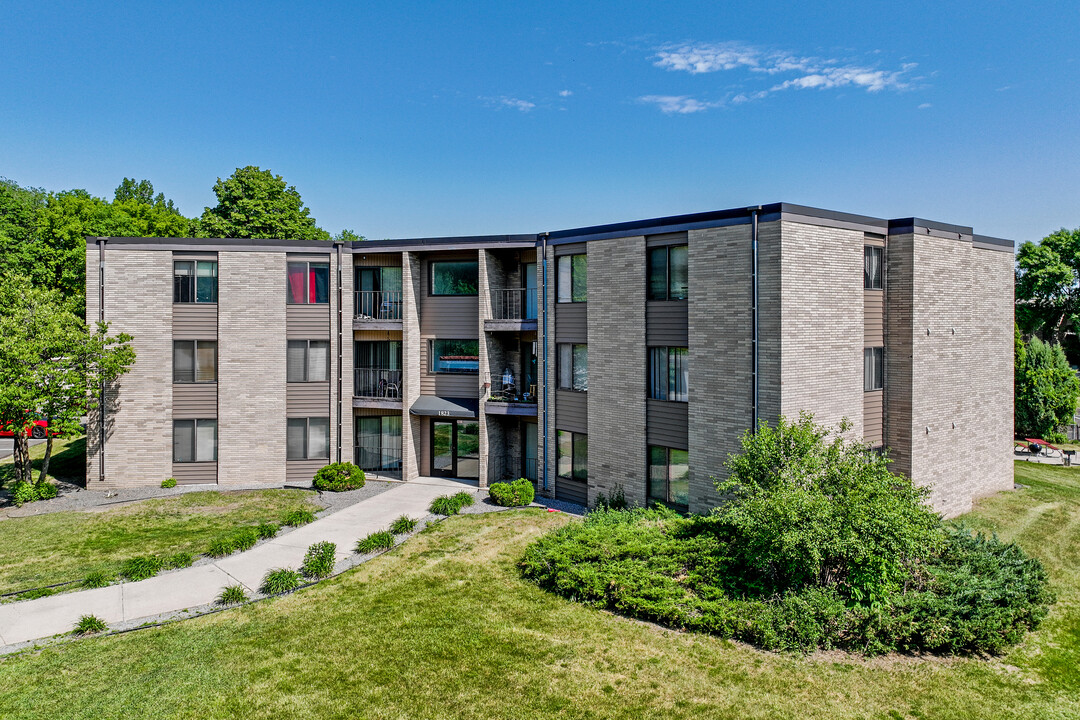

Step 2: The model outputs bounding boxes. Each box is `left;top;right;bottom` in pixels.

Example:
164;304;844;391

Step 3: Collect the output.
1016;227;1080;359
196;166;330;241
1015;331;1080;441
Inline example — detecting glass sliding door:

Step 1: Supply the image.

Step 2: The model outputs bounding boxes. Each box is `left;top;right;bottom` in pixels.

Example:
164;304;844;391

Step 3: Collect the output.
355;415;403;476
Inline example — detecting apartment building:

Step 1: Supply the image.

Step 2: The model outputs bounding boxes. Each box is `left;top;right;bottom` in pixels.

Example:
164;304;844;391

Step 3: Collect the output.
85;203;1015;518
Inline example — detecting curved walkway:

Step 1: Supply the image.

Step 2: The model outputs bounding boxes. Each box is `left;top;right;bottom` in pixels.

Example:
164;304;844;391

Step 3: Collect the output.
0;476;478;648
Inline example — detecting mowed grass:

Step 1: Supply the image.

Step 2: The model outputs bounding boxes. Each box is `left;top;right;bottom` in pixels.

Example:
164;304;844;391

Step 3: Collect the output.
0;490;321;594
0;436;86;486
0;462;1078;719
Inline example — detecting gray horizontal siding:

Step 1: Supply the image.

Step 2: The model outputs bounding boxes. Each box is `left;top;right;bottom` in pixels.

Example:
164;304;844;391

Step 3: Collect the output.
287;382;330;416
554;477;587;505
864;290;884;345
353;252;401;268
555;303;587;343
171;462;217;485
646;301;688;346
420;251;480;337
286;459;325;484
173;304;217;340
286;305;330;339
172;384;217;419
554;242;587;257
645;232;688;247
646;399;689;450
555;389;588;434
864;389;883;447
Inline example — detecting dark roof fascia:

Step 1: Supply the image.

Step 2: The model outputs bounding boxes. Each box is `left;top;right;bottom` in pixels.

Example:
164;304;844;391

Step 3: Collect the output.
86;236;343;252
887;217;974;237
972;234;1015;252
352;234;538;253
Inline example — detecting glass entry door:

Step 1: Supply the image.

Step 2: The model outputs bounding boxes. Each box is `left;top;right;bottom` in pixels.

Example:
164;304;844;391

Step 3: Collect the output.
431;419;480;480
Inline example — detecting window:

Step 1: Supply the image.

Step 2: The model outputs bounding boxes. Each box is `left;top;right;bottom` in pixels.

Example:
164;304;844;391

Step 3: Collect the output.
173;340;217;383
356;266;403;318
648;245;688;300
864;246;883;290
174;261;217;303
430;260;478;296
173;419;217;462
430;339;479;373
287;417;330;460
356;415;403;471
557;343;588;391
287;261;330;304
556;254;587;303
287;340;330;382
556;430;588;482
864;347;884;391
648;446;689;508
649;347;688;402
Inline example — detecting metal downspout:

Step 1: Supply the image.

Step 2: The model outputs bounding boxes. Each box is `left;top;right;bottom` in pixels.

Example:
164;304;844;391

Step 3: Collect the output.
540;232;550;492
750;207;760;431
335;242;343;463
97;237;106;483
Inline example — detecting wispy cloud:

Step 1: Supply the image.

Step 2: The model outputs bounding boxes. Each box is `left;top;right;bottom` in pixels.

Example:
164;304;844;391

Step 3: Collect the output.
639;95;720;114
559;89;573;97
481;96;536;112
918;102;932;109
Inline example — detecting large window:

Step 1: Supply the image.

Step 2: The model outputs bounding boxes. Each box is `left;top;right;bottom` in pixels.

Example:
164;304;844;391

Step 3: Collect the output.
557;343;588;391
287;417;330;460
864;246;883;290
556;254;587;303
430;339;479;373
287;340;330;382
356;415;403;471
648;446;689;508
556;430;588;482
173;419;217;462
864;347;884;391
174;261;217;303
649;347;688;402
430;260;478;296
648;245;688;300
287;261;330;304
173;340;217;383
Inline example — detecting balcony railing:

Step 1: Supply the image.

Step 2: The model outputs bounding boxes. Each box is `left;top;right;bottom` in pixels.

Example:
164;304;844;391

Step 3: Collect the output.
487;378;537;403
355;290;402;320
523;456;538;482
355;445;402;478
490;288;537;320
354;368;402;399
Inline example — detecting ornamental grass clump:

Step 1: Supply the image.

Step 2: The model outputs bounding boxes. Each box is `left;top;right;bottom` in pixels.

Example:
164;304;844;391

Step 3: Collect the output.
256;522;280;540
120;555;164;581
311;462;365;492
430;491;474;516
73;615;108;635
389;515;418;534
82;571;112;589
355;531;394;554
259;568;302;595
282;508;316;527
301;541;337;579
217;584;248;606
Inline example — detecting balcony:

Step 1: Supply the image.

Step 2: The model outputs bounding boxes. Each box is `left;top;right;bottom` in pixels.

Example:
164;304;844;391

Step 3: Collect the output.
485;288;537;332
353;368;403;409
354;290;403;330
484;377;537;416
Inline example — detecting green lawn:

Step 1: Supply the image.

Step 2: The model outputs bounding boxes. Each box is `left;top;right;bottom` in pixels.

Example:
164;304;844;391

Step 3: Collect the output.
0;490;321;595
0;435;86;486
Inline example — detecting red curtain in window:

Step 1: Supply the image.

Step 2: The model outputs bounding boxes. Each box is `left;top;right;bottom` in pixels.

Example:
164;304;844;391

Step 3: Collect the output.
287;264;306;303
309;267;317;304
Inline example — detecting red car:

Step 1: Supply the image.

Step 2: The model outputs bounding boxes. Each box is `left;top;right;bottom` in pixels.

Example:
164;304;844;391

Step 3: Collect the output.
0;419;49;439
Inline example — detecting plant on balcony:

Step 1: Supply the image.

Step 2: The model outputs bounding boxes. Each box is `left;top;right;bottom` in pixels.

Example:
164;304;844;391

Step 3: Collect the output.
488;478;535;507
312;462;366;492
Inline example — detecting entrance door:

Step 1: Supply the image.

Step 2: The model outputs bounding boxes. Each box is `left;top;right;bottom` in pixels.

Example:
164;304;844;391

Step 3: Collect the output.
431;419;480;479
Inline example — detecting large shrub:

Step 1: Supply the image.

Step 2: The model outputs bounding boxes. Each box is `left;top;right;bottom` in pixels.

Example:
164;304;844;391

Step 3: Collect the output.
312;462;365;492
488;478;535;507
1015;332;1080;440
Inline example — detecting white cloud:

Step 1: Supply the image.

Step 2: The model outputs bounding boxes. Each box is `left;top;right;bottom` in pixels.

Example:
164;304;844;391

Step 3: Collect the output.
918;102;932;109
481;96;536;112
653;42;762;74
559;89;573;97
638;95;720;114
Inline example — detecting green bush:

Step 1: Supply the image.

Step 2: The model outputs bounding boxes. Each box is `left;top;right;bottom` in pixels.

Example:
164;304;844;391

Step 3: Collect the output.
73;614;108;635
82;571;113;589
282;508;316;527
355;531;395;554
232;527;259;552
1015;331;1080;439
256;522;280;539
301;541;337;579
312;462;365;492
35;481;58;500
259;568;302;595
10;481;38;507
389;515;418;534
430;491;475;516
120;555;164;581
166;552;194;569
217;584;248;605
206;537;237;558
161;478;177;489
594;484;627;510
488;478;535;507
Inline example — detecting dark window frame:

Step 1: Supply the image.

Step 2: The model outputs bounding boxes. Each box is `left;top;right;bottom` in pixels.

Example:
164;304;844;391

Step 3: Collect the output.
864;246;884;290
172;418;217;463
556;430;588;482
647;244;689;301
556;343;588;392
287;260;331;305
429;260;479;296
173;260;218;304
287;339;331;383
286;417;331;460
648;346;688;402
173;340;217;383
648;445;689;509
556;254;587;303
864;347;884;391
429;339;480;374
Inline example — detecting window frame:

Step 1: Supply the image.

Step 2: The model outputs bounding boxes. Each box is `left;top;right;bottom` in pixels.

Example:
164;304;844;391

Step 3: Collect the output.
647;244;689;301
172;340;217;384
429;339;480;374
556;254;587;303
556;430;588;482
287;339;331;383
429;260;479;296
556;343;588;392
286;417;331;460
864;246;884;290
864;347;884;391
172;419;217;463
648;346;688;402
287;260;331;305
173;260;218;304
648;445;689;509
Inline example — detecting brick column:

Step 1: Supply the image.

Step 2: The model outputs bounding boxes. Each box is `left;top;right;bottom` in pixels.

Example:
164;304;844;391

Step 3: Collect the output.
401;252;423;481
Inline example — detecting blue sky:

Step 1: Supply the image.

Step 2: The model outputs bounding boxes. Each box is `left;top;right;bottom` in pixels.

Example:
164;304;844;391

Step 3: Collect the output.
1;1;1077;243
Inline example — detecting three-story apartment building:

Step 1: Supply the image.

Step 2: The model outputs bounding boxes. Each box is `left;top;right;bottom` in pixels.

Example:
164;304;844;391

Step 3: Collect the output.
85;203;1014;517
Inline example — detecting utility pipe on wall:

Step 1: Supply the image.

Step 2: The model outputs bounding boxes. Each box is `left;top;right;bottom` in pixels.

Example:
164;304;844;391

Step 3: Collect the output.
540;232;549;492
335;242;343;463
749;207;760;431
97;237;106;483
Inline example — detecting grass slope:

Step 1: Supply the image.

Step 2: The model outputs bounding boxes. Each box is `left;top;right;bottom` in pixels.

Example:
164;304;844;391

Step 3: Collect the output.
0;490;321;594
0;436;86;486
0;464;1076;719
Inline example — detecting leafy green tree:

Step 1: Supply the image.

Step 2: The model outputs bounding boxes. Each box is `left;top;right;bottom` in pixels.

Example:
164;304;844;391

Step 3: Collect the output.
0;274;135;489
333;229;366;242
1016;228;1080;354
196;166;330;241
0;177;47;286
113;177;182;215
1015;334;1080;440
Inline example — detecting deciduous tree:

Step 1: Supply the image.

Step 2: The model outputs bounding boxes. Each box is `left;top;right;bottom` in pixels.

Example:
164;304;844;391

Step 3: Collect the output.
196;166;330;241
1015;333;1080;441
1016;227;1080;357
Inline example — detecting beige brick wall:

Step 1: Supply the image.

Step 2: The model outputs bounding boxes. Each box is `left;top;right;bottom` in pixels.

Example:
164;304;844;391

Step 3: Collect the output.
335;246;354;465
586;235;647;506
217;252;287;485
401;252;423;480
540;244;556;497
88;249;173;488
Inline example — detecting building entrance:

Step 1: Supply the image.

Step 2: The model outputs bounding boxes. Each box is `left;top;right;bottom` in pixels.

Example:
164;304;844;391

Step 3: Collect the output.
431;420;479;480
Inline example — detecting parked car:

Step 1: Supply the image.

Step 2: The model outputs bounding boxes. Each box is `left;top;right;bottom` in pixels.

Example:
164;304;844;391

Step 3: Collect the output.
0;419;49;439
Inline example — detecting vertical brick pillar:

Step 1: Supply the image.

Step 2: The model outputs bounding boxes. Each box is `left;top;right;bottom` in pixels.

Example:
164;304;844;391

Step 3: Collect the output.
401;252;423;481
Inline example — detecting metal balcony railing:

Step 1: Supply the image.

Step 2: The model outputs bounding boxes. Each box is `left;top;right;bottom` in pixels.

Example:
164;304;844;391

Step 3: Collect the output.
490;288;537;320
354;368;402;399
355;290;402;320
486;377;537;403
355;445;402;478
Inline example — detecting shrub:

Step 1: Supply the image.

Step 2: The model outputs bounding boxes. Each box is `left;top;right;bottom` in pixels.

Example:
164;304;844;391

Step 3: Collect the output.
73;614;108;635
312;462;365;492
355;531;395;554
206;537;237;558
430;491;475;515
1015;332;1080;439
82;571;113;589
256;522;280;539
217;584;248;605
488;478;535;507
259;568;302;595
389;515;418;534
166;552;194;569
10;480;38;506
161;478;177;489
282;508;316;527
594;484;627;510
301;541;337;579
120;555;164;581
35;481;58;500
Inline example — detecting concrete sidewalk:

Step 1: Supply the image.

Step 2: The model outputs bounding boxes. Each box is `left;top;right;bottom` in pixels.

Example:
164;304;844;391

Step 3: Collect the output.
0;476;478;647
